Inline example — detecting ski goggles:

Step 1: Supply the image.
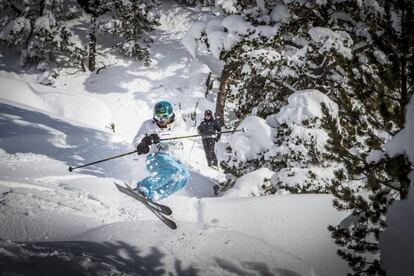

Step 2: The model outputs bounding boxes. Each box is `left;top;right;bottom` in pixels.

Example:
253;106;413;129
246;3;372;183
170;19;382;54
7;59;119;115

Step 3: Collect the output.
154;113;173;123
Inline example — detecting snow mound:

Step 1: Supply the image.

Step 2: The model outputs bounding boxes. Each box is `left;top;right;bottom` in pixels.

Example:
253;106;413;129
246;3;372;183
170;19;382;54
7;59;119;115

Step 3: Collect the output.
0;76;112;129
0;222;316;276
276;89;338;126
223;168;275;198
228;116;273;162
40;92;112;129
0;76;48;111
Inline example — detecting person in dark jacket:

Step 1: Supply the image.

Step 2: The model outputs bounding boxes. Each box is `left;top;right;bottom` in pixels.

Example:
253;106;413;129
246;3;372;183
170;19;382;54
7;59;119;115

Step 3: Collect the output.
197;109;221;168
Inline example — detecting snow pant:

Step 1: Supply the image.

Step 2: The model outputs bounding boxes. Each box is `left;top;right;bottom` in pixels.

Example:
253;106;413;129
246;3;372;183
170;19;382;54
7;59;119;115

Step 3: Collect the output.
137;153;190;201
202;138;218;167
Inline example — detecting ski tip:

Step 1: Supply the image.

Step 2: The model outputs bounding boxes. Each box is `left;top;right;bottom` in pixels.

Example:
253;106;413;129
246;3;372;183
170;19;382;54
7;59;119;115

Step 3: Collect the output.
169;222;178;230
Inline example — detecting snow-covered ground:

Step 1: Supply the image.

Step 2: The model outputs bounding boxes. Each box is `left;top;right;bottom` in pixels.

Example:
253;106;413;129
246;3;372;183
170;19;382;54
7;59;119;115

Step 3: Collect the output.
0;3;350;275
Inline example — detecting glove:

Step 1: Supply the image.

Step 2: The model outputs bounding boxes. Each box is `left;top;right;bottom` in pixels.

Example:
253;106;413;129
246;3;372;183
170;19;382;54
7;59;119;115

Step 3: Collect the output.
140;133;160;147
149;133;160;144
136;142;150;155
215;136;220;142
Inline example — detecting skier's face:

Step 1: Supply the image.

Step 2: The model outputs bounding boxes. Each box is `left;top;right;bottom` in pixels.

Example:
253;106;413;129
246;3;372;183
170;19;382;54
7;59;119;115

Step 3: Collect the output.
204;110;212;120
157;117;172;128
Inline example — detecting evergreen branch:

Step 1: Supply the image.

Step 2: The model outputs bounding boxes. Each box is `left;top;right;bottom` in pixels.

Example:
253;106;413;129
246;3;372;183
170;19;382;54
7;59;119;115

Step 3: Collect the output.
383;93;401;102
8;0;25;15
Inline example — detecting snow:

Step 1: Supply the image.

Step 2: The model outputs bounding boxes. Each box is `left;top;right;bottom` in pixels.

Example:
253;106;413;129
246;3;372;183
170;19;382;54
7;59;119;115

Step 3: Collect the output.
0;76;112;130
227;116;274;162
366;149;385;164
0;17;31;43
223;168;274;197
0;3;351;276
183;13;280;60
381;95;414;275
308;27;353;59
271;3;291;24
276;89;338;126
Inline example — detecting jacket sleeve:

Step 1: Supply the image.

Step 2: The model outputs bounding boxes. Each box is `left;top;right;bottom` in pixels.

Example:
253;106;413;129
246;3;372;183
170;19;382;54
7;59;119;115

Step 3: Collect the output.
132;121;152;148
214;120;222;138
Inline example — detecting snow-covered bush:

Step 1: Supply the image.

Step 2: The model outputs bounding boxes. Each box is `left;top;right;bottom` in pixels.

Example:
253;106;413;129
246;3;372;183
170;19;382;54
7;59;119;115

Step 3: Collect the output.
220;90;340;195
269;90;339;193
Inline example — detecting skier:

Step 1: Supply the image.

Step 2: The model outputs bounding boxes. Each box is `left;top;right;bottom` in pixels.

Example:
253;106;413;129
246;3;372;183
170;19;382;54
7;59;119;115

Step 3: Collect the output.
133;100;190;201
197;109;221;169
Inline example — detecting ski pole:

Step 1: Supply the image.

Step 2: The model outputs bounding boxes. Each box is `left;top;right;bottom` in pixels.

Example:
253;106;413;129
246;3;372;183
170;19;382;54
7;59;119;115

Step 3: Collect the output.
159;128;246;141
68;150;137;172
68;128;246;172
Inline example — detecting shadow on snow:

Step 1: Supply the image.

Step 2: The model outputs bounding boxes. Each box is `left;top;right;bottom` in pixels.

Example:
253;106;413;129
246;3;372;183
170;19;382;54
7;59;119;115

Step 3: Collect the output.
0;102;137;180
0;240;198;276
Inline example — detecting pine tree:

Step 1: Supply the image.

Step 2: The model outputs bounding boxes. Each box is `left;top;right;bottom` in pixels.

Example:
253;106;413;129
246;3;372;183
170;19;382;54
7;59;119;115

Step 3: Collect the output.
78;0;159;70
0;0;83;74
109;0;160;66
323;0;414;274
216;0;362;193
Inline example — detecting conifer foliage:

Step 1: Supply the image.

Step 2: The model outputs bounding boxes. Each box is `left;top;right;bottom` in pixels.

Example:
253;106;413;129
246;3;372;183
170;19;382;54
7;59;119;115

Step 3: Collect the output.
323;0;414;274
184;1;413;274
0;0;160;73
0;0;80;71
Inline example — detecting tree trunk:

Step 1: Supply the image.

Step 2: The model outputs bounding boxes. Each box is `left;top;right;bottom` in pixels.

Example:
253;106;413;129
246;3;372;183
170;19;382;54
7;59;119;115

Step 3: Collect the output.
399;7;408;128
215;65;230;126
88;19;97;72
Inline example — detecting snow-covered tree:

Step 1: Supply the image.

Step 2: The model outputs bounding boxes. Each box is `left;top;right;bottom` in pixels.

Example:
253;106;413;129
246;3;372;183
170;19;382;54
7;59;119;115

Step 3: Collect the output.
175;0;214;6
323;0;414;274
78;0;159;71
185;1;413;273
0;0;83;73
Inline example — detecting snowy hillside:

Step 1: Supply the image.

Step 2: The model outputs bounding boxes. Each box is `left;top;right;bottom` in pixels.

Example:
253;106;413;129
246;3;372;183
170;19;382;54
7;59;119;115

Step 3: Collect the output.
0;2;387;276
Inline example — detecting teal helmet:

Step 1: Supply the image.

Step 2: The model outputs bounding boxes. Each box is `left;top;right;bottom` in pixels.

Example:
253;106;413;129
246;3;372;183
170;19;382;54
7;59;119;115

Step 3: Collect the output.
153;100;174;123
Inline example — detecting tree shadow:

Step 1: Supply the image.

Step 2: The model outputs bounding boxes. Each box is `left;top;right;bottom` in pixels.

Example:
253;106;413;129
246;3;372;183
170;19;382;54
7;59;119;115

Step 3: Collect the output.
215;258;304;276
0;102;137;180
0;240;199;276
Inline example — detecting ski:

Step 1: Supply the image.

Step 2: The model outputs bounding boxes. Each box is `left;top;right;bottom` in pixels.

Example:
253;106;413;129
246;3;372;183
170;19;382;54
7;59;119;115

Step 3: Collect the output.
116;182;172;215
115;183;177;230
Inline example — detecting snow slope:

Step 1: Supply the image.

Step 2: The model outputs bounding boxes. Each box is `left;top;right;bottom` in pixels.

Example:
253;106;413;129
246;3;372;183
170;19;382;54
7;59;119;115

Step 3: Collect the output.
0;2;349;275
